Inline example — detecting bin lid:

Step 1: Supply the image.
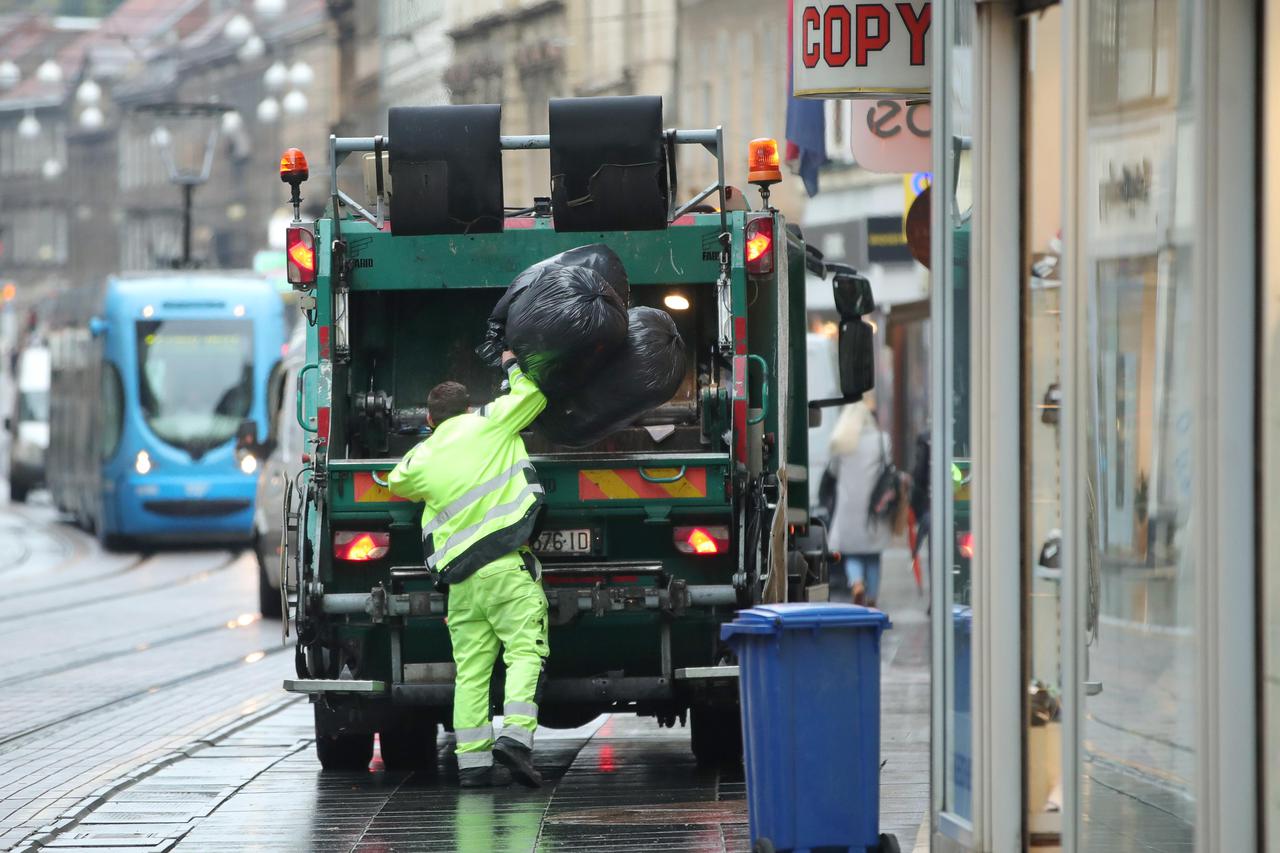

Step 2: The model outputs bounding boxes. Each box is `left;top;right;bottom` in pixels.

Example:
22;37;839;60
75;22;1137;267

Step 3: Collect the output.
720;602;891;641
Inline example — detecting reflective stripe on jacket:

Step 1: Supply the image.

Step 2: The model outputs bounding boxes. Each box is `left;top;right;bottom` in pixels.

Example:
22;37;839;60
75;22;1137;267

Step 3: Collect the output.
386;361;547;585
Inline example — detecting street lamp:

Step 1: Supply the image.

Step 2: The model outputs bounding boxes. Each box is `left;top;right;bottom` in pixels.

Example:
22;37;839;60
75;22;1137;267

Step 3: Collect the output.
132;101;231;267
281;89;308;117
79;105;104;130
17;111;40;139
256;96;280;123
0;60;19;90
75;79;101;105
35;59;62;85
263;61;288;92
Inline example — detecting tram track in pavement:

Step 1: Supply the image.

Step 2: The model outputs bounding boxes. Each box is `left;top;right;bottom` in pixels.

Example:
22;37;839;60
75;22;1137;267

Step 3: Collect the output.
0;548;241;628
0;642;292;749
0;614;261;689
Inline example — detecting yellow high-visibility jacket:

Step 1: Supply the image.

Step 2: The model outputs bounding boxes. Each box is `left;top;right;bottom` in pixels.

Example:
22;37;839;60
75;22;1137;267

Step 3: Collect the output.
388;361;547;584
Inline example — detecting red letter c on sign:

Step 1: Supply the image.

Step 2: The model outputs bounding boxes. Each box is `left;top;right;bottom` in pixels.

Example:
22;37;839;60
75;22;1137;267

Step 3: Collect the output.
824;4;852;67
802;6;822;68
855;4;891;67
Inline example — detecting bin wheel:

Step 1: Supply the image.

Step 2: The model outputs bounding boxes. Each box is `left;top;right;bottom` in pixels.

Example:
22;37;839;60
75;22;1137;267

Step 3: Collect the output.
379;721;439;772
690;704;742;768
878;832;902;853
752;839;776;853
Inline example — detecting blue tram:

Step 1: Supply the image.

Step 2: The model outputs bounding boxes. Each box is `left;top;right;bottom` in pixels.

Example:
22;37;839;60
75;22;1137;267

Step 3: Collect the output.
48;273;284;548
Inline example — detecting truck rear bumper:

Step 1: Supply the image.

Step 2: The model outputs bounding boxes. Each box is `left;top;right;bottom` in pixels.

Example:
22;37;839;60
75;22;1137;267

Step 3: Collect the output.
285;669;738;703
318;582;738;621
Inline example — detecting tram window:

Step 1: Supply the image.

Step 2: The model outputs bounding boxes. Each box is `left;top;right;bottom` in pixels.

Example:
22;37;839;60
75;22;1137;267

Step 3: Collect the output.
265;359;286;445
101;364;123;461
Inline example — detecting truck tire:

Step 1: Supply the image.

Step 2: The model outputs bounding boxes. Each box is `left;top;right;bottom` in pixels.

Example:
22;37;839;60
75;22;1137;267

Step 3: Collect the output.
256;545;282;620
9;480;28;503
690;704;742;768
315;730;374;771
379;722;438;772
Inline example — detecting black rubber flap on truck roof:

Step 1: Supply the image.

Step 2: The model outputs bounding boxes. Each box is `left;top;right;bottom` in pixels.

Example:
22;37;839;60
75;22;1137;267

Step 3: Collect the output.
549;96;668;233
389;104;504;236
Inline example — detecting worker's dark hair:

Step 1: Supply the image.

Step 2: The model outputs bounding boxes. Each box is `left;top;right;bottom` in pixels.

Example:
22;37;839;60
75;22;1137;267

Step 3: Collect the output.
428;381;470;425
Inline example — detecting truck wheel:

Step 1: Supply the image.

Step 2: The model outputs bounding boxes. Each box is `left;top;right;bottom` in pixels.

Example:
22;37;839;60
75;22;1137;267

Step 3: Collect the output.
256;546;282;620
315;731;374;771
690;704;742;768
9;480;28;503
379;722;438;772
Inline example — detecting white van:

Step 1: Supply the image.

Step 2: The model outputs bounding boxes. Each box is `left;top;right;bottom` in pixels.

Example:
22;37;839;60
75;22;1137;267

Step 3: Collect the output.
253;323;306;618
8;345;51;502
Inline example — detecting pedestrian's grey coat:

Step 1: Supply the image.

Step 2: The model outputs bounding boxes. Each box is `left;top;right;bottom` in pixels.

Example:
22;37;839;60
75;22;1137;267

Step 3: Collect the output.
827;428;894;555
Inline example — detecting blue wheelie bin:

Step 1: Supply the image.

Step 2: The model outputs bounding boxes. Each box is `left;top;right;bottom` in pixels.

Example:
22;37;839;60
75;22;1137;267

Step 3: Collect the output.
722;603;896;853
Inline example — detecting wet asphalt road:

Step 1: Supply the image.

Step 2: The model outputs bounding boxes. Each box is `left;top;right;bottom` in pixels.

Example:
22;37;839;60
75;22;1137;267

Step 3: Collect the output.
0;499;929;853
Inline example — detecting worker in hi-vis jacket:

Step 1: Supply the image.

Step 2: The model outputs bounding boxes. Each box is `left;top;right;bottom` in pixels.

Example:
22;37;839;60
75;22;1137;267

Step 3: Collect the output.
388;352;548;788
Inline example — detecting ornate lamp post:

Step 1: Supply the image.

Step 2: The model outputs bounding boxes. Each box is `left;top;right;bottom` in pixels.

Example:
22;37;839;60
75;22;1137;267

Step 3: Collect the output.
132;102;232;267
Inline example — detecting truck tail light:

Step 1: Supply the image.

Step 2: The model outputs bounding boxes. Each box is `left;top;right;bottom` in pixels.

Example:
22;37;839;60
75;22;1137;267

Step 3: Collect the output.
957;531;975;560
674;525;730;555
744;217;774;276
286;226;316;285
334;531;390;562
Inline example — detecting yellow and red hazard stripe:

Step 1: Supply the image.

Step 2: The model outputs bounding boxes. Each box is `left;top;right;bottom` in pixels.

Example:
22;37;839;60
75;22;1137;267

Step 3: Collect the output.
578;467;708;501
352;471;407;503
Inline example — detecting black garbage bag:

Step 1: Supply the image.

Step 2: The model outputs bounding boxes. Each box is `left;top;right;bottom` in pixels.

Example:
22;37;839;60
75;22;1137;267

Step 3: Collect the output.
477;244;630;367
503;264;628;399
536;307;686;447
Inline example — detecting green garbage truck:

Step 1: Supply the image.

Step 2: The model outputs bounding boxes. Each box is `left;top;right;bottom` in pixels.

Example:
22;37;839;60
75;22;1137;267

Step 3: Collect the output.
265;98;875;770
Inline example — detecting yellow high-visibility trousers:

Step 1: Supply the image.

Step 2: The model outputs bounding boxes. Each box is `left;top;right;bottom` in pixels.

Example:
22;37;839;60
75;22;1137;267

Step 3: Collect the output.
447;552;548;769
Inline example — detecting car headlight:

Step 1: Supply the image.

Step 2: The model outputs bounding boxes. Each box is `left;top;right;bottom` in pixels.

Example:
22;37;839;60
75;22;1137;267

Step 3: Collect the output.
135;450;152;475
239;453;258;475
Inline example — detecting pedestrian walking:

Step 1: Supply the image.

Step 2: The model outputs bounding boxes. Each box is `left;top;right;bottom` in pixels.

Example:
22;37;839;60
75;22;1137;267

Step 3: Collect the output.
388;352;549;789
827;399;900;607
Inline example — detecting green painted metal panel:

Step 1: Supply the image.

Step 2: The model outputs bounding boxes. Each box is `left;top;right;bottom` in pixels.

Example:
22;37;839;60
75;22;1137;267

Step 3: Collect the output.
320;213;739;290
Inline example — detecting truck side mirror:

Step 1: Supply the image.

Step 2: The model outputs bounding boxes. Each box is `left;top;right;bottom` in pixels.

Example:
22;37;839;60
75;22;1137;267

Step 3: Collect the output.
831;267;875;401
88;316;108;338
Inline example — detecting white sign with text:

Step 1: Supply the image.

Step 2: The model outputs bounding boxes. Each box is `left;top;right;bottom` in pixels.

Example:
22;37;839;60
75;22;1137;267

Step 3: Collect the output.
793;1;931;99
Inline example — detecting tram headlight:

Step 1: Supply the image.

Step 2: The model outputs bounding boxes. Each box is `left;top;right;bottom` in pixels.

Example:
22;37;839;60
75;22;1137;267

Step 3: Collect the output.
134;450;152;475
239;453;258;475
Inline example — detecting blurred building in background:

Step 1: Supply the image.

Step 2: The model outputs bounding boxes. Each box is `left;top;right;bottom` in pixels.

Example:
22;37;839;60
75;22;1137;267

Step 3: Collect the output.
674;0;803;221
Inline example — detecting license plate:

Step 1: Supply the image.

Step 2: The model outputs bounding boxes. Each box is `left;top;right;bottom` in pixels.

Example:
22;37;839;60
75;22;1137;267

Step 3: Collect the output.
533;528;593;555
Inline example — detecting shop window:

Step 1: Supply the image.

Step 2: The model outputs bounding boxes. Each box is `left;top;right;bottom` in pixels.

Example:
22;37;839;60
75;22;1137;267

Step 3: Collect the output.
1075;0;1197;847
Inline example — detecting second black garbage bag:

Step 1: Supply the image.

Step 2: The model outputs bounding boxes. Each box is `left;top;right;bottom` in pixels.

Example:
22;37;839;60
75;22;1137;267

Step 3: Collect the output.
477;243;630;368
536;306;687;447
502;264;628;399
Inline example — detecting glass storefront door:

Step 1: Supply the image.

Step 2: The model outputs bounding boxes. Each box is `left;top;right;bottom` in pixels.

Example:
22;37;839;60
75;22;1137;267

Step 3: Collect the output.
1072;0;1198;847
1021;5;1066;844
932;0;977;837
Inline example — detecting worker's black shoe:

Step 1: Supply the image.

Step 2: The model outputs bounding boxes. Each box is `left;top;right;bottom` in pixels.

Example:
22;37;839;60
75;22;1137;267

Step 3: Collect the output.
458;766;494;788
458;763;512;788
493;737;542;788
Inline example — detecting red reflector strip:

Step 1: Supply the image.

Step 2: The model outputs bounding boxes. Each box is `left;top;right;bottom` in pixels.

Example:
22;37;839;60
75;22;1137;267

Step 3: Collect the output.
316;406;330;442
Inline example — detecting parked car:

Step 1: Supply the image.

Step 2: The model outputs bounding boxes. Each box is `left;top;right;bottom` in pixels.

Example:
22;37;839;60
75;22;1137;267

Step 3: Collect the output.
253;322;306;619
7;344;50;503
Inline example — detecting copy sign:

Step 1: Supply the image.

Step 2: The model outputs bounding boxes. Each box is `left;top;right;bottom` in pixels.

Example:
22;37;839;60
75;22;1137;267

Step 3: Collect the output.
794;1;931;99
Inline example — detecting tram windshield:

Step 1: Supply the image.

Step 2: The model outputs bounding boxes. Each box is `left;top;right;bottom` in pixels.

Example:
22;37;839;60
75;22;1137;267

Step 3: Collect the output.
136;319;254;456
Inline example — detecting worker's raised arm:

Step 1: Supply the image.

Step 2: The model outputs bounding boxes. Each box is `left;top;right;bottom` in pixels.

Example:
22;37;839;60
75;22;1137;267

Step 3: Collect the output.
387;441;430;501
484;355;547;434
